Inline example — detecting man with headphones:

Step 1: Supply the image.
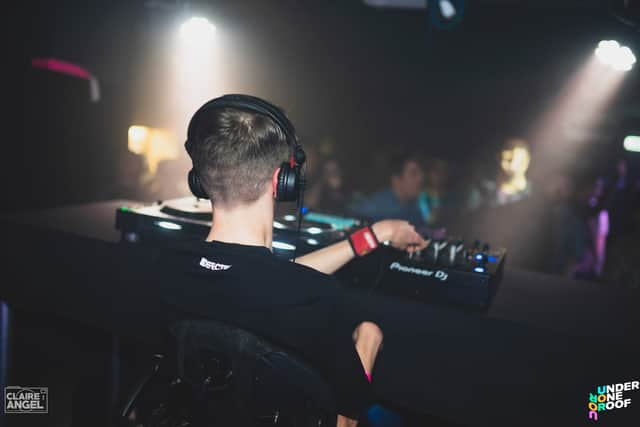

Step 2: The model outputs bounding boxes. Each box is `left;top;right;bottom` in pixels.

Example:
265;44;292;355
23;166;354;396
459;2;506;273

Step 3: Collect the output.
160;94;427;426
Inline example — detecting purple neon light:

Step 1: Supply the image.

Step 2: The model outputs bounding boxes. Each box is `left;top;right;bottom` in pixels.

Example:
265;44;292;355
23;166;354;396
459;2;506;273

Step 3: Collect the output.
31;58;92;80
31;58;101;102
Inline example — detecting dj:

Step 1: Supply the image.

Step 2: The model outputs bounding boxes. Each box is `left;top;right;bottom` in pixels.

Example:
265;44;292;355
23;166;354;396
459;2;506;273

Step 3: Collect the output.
159;94;428;426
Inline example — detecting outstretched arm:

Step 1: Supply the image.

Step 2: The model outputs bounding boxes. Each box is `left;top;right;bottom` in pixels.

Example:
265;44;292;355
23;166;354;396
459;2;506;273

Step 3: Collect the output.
294;220;428;275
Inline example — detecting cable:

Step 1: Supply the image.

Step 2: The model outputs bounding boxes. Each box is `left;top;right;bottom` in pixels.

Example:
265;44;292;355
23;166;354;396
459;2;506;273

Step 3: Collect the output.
291;172;306;263
368;241;389;294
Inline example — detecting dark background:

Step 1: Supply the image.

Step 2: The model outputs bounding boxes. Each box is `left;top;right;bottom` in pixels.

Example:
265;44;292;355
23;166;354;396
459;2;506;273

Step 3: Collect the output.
6;0;640;210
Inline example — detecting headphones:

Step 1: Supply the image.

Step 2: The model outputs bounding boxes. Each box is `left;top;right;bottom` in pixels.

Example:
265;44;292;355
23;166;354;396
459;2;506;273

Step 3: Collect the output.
185;94;306;202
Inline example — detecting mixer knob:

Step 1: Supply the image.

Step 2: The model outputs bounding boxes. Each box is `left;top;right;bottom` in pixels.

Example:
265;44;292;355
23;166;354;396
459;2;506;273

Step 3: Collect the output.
473;252;487;264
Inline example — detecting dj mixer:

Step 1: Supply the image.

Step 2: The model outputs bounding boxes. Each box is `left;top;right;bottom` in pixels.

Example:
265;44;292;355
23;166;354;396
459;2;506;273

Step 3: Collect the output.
336;238;506;310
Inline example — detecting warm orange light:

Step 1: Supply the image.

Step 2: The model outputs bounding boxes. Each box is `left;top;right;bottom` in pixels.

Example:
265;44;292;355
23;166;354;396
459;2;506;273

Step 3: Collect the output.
127;125;178;175
500;139;531;196
128;126;149;154
501;142;531;177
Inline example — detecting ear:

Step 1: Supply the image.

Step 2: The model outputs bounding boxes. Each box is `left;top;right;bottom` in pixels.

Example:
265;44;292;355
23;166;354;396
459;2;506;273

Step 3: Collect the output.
272;167;281;199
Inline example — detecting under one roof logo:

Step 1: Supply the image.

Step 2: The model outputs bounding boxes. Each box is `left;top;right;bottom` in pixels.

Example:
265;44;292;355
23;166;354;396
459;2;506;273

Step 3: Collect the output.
587;380;639;421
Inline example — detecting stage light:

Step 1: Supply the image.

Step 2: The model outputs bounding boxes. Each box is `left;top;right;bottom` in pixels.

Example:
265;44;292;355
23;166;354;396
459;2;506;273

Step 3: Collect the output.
439;0;456;19
127;125;178;174
429;0;465;29
595;40;636;71
624;135;640;152
179;17;216;45
31;58;100;102
499;139;531;197
306;238;320;246
128;126;149;154
283;214;297;222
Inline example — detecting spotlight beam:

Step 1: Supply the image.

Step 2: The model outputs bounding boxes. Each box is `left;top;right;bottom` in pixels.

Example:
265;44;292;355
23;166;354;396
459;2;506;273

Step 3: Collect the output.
527;54;626;178
439;0;456;19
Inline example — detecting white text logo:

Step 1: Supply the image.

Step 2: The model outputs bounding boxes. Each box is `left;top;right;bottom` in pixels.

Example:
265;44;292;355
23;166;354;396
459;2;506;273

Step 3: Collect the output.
199;257;232;271
4;387;48;414
389;262;448;281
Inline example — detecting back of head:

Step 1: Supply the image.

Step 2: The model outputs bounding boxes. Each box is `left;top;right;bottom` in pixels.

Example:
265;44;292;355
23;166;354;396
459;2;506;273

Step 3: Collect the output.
186;106;290;207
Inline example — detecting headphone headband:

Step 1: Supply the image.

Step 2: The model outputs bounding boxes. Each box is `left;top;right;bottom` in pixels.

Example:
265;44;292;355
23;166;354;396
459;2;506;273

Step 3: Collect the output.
187;94;301;154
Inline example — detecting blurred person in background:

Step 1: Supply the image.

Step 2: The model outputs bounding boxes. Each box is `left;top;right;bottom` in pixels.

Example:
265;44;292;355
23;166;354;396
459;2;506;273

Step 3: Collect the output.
573;175;609;280
467;137;532;210
496;138;532;205
418;157;451;227
544;172;585;277
606;158;640;243
305;158;349;214
603;158;640;289
300;142;322;193
351;151;427;229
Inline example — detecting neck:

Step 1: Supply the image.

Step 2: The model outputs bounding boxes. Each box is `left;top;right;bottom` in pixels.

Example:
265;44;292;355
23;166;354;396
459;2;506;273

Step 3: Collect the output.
207;194;274;249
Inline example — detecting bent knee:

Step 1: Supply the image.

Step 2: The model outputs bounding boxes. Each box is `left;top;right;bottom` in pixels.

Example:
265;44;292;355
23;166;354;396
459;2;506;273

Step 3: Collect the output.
353;321;383;345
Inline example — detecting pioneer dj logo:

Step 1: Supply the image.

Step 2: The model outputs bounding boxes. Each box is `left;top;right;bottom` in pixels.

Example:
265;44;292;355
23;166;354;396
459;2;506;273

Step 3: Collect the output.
199;257;232;271
389;262;448;281
4;387;48;414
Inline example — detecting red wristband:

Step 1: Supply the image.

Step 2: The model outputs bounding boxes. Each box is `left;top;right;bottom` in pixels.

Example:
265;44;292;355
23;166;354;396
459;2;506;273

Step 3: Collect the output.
348;226;379;257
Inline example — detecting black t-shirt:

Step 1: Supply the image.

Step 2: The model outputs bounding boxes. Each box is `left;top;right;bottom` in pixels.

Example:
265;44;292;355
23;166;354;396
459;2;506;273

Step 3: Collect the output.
157;239;372;417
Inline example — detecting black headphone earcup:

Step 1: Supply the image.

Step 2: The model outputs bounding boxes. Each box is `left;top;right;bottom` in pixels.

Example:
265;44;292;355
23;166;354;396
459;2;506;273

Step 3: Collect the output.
276;163;299;202
294;145;306;166
188;168;209;199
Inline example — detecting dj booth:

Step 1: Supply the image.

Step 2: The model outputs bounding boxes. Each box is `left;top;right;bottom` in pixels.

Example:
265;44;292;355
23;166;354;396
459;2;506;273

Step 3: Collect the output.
1;199;639;427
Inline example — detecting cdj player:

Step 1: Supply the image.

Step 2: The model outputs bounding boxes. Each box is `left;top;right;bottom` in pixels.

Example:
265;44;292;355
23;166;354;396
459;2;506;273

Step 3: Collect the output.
115;197;505;310
114;197;360;258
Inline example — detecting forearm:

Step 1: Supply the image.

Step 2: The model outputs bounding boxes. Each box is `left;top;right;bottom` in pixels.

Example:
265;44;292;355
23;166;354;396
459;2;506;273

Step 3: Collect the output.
293;220;424;275
295;222;390;274
294;239;355;275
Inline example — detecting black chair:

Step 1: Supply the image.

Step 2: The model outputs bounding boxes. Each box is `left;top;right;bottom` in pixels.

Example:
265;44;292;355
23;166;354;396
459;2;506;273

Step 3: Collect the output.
116;319;337;427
